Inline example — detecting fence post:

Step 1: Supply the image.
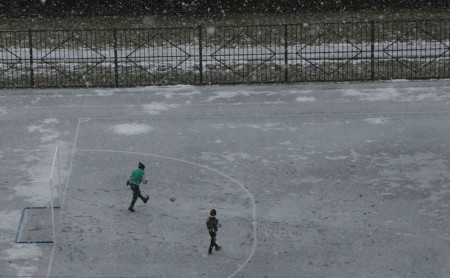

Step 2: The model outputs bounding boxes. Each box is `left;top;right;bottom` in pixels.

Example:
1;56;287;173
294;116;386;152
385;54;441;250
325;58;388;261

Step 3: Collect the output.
370;21;375;81
28;30;34;87
284;24;288;83
113;28;119;87
198;26;203;85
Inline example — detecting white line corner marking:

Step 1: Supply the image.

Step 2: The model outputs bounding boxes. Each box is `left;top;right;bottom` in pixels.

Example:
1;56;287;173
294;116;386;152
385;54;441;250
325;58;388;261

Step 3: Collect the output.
48;147;257;278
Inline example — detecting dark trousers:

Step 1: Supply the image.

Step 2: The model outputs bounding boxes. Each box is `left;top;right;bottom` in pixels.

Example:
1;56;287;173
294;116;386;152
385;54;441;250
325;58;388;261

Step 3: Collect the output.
130;183;146;207
209;230;218;250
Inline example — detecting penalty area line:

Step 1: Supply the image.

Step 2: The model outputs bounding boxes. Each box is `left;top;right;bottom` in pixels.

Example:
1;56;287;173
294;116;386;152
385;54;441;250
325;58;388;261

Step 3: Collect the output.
75;148;257;278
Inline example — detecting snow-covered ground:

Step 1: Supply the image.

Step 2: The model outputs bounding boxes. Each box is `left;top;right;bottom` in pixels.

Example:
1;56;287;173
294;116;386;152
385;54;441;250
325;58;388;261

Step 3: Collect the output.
1;80;450;277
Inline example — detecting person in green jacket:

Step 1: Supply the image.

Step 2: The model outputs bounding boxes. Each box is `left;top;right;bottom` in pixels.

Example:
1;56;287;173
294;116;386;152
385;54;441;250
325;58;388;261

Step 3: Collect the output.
127;162;149;212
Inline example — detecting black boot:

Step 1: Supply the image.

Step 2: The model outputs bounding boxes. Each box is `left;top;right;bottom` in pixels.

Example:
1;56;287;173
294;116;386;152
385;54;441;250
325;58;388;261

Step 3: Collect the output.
215;245;221;251
208;249;212;255
143;195;149;204
128;206;135;212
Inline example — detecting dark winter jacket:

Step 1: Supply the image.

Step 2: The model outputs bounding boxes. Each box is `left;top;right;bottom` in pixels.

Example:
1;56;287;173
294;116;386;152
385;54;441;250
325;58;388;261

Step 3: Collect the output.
206;216;219;232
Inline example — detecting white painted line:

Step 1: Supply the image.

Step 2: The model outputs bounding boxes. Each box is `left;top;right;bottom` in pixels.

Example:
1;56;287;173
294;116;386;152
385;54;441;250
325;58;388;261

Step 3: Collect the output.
437;235;450;241
2;102;288;111
8;148;61;153
77;109;450;121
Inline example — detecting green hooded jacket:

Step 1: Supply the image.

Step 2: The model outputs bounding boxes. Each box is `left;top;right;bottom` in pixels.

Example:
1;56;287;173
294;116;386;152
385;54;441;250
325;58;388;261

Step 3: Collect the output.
130;168;146;185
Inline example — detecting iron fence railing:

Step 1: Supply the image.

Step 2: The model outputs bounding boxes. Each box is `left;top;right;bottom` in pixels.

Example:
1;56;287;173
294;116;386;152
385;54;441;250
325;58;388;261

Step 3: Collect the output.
1;19;449;88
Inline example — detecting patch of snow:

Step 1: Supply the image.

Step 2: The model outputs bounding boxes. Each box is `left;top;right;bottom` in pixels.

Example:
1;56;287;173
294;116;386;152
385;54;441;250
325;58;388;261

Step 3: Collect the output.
28;118;61;143
286;89;314;95
246;123;283;132
2;245;43;261
42;118;60;124
207;91;251;101
30;97;41;105
200;152;217;161
109;123;154;136
28;125;61;143
389;79;409;82
27;118;61;143
13;181;52;205
155;87;202;99
343;88;401;101
296;96;316;102
286;155;308;161
13;143;69;206
325;155;349;160
369;152;450;217
278;141;291;146
200;152;252;164
0;210;21;231
364;117;389;124
223;152;251;163
211;123;285;131
142;103;180;115
2;245;43;277
7;264;38;277
210;123;238;129
93;90;114;96
350;149;359;163
342;87;450;102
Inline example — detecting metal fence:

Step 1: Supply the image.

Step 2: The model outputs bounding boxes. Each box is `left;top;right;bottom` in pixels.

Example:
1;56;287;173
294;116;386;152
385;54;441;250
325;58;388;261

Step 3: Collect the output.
1;19;449;88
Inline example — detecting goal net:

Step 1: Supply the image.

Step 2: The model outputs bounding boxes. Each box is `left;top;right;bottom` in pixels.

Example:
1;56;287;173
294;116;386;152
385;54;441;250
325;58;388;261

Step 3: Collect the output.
15;146;62;244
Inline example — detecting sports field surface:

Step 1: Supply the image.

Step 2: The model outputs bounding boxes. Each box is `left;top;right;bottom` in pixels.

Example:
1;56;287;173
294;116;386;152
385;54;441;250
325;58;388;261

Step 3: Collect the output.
1;80;450;277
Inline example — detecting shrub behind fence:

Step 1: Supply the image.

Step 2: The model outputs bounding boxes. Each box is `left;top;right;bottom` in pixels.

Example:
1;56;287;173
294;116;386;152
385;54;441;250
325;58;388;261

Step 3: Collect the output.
1;19;449;88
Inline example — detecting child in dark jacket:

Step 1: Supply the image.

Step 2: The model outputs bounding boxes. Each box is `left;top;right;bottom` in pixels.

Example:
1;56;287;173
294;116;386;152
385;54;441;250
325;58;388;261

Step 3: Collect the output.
206;209;222;255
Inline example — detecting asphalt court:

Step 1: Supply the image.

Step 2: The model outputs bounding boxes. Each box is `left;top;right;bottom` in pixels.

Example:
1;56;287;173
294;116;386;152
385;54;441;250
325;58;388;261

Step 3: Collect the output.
1;81;450;278
51;110;450;277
